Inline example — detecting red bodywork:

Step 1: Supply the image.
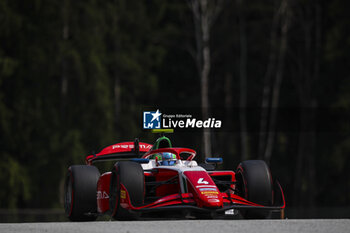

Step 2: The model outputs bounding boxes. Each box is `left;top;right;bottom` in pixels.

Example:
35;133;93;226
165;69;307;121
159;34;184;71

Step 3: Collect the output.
97;172;111;213
88;141;285;215
86;141;153;165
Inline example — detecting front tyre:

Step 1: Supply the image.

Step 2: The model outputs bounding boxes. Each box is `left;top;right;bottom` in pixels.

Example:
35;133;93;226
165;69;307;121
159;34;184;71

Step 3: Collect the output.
64;165;100;221
109;161;144;220
236;160;273;219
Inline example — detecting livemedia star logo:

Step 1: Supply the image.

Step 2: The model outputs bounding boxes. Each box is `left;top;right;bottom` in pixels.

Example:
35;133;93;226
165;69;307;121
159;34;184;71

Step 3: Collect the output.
143;109;162;129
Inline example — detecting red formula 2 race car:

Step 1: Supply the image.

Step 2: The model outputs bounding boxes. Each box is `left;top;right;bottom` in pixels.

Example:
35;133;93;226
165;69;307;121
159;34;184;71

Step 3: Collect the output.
64;135;285;221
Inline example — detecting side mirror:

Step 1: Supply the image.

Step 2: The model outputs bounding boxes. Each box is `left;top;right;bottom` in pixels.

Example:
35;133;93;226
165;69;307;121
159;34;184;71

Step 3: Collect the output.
205;158;223;164
131;158;150;164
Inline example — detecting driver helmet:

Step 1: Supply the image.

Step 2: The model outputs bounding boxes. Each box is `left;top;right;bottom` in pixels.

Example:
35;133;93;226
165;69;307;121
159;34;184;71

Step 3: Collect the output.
159;152;177;166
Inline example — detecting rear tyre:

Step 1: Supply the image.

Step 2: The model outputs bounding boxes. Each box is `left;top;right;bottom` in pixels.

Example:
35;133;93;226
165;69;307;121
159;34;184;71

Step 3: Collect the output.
109;161;144;220
236;160;273;219
64;165;100;221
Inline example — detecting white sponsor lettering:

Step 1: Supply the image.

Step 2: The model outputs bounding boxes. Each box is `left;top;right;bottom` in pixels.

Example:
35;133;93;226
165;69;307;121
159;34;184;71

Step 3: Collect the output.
225;209;237;215
97;191;109;200
140;144;152;149
112;144;151;150
208;199;220;203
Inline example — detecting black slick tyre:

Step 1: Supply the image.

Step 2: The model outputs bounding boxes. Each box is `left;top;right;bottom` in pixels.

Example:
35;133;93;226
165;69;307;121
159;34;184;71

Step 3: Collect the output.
64;165;100;221
236;160;273;219
109;161;144;220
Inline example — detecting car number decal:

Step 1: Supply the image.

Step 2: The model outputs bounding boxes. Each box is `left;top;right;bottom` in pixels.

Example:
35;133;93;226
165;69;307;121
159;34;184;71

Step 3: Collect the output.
197;178;209;184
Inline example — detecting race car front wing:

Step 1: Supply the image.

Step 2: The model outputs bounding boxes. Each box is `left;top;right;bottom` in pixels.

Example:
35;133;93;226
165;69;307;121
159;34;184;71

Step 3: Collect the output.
118;180;285;215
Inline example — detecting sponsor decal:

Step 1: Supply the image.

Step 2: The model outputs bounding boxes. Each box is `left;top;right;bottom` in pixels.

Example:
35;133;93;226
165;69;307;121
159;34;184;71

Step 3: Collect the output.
225;209;236;215
199;188;217;191
113;144;134;149
201;191;219;195
97;191;109;200
120;190;126;199
112;144;152;150
208;199;220;203
195;185;217;188
197;178;209;184
206;195;219;198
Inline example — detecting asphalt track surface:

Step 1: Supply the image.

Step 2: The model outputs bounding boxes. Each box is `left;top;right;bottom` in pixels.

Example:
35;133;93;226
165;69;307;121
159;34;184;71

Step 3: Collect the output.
0;219;349;233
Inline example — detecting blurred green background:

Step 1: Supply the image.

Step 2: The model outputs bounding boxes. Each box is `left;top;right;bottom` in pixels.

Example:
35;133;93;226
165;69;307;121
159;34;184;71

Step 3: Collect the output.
0;0;349;219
